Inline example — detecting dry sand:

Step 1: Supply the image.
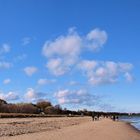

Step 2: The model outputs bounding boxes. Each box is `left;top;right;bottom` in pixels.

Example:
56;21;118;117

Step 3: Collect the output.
0;117;140;140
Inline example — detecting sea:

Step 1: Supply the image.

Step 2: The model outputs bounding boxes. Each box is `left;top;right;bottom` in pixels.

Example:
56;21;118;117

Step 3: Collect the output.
119;116;140;131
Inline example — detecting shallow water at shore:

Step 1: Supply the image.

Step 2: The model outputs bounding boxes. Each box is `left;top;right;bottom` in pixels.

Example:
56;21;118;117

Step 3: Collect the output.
119;116;140;131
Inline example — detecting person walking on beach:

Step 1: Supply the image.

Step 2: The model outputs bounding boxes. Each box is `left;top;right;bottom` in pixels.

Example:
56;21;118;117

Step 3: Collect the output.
92;112;95;121
112;115;116;121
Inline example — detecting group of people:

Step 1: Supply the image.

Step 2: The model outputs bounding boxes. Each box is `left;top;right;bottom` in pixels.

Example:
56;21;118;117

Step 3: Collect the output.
91;112;119;121
91;113;101;121
111;115;119;121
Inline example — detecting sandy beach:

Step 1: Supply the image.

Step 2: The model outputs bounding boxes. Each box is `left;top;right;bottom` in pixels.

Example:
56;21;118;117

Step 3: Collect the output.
0;117;139;140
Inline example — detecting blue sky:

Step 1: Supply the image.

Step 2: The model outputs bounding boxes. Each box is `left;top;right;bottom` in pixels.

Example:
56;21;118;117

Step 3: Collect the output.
0;0;140;112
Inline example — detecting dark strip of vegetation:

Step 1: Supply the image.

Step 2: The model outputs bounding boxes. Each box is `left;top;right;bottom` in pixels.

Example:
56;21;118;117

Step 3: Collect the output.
0;99;139;118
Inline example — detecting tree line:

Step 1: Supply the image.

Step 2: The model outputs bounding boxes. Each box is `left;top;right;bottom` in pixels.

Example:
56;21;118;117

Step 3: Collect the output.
0;99;87;115
0;99;63;114
0;99;139;116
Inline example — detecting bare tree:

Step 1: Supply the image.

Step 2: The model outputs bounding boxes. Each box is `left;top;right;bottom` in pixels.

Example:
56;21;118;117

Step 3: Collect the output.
36;101;52;112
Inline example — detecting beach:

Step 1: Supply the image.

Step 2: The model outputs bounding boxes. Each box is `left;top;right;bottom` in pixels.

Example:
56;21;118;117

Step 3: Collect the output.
0;117;140;140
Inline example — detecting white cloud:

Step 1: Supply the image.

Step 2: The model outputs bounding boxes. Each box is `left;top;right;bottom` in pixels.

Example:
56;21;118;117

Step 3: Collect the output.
43;29;81;76
69;81;79;86
55;89;70;98
0;44;12;70
54;89;116;110
78;60;98;73
58;97;80;104
124;72;134;82
3;78;11;84
46;58;71;76
42;28;107;76
21;37;32;46
25;88;38;100
24;66;38;76
14;54;27;62
42;27;134;86
38;78;56;85
0;91;19;101
55;89;81;104
38;79;48;85
86;28;107;51
0;44;10;54
0;61;12;69
25;88;45;101
42;29;82;58
118;63;133;72
55;89;98;106
78;60;133;85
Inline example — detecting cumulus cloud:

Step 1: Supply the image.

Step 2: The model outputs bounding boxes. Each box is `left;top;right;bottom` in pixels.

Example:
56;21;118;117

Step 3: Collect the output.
54;88;116;111
42;27;134;86
38;78;56;85
38;79;48;85
24;66;38;76
69;81;79;86
124;72;134;82
55;89;70;99
0;61;12;69
42;32;81;58
21;37;32;46
25;88;46;101
0;44;12;70
0;44;12;69
78;60;98;72
14;54;27;62
86;28;107;51
0;91;19;101
25;88;38;100
3;78;11;84
0;44;10;54
78;60;133;85
46;58;73;76
55;89;99;106
42;28;107;76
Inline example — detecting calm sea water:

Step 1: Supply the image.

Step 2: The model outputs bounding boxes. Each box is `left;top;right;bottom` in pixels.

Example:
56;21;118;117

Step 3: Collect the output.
119;116;140;131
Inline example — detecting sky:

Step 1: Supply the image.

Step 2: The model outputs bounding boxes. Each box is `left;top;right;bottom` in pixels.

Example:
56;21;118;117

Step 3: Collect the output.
0;0;140;112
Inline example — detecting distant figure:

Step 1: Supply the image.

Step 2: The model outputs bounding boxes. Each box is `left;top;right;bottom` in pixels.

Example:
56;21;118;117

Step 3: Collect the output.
81;113;84;117
92;113;101;121
94;116;98;121
112;115;116;121
68;113;72;117
92;112;95;121
97;114;100;120
116;116;119;121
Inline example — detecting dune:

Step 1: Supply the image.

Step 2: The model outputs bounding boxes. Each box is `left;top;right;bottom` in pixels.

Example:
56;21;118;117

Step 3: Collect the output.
1;117;140;140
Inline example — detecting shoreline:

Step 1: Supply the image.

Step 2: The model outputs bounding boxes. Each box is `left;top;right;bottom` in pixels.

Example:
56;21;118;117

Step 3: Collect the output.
119;119;140;132
126;121;140;132
1;117;140;140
